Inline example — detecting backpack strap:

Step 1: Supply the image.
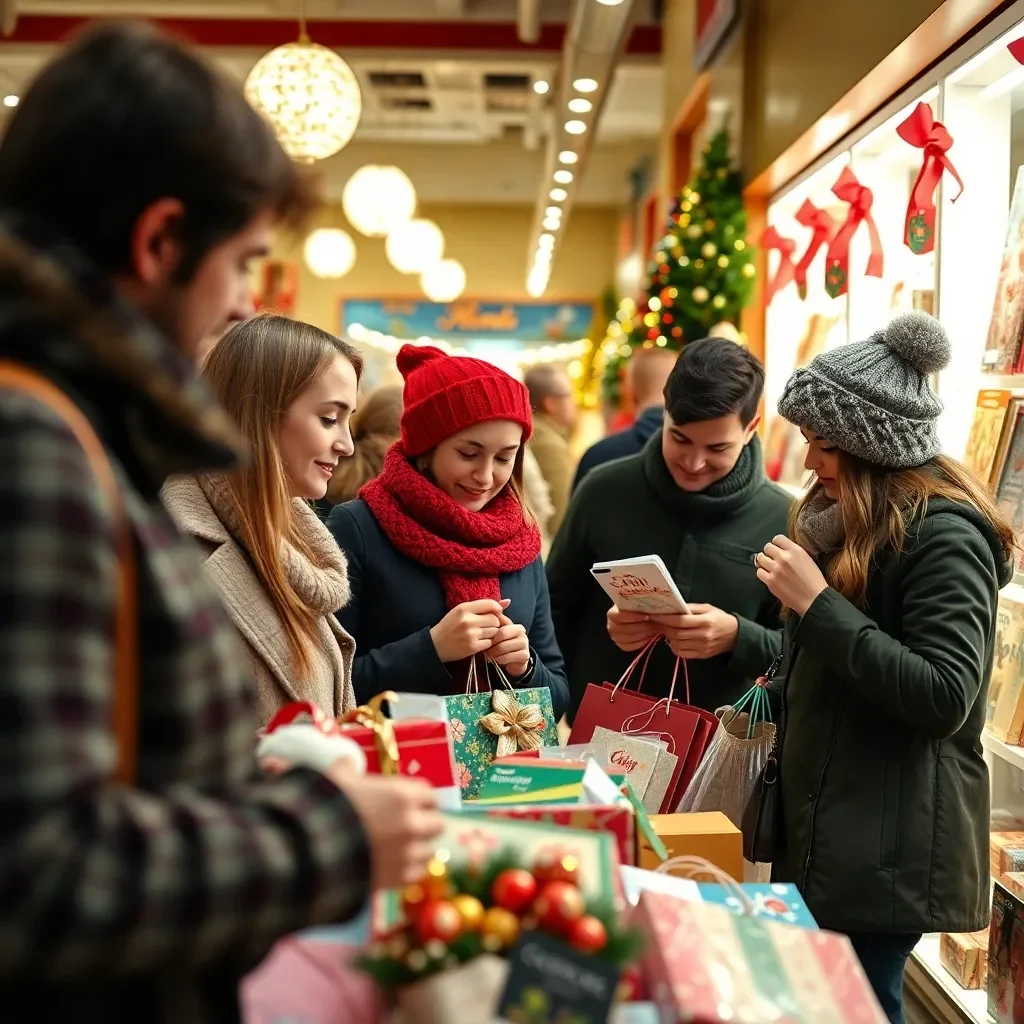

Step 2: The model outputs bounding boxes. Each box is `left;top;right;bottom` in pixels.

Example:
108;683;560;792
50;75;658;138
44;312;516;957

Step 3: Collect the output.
0;361;137;785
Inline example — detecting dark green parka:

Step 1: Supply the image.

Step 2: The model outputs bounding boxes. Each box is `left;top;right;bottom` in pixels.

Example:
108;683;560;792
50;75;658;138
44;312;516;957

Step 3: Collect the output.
774;498;1013;935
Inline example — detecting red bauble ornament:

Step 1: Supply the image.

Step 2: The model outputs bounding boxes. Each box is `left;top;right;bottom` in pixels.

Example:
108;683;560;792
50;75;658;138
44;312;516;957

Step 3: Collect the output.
618;965;644;1002
533;880;585;934
671;326;683;339
568;914;607;953
491;868;538;915
533;851;580;887
415;899;463;945
662;313;674;324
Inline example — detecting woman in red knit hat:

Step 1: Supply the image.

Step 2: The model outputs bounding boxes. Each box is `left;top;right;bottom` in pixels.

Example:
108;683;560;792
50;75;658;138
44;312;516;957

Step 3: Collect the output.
326;344;569;718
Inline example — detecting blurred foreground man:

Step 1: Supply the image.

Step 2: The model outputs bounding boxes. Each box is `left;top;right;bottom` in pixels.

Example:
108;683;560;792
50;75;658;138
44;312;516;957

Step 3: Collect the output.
0;24;441;1024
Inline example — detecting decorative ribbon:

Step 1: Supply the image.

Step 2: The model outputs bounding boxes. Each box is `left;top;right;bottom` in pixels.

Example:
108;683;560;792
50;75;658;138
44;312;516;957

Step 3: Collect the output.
265;700;342;736
478;687;545;758
342;690;400;775
823;167;884;299
792;200;834;300
759;226;797;304
896;102;963;255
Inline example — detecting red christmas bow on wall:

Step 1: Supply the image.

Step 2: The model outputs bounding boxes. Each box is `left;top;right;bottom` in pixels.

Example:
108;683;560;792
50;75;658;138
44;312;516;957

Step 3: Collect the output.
896;102;963;255
759;226;797;304
823;167;884;299
792;200;834;300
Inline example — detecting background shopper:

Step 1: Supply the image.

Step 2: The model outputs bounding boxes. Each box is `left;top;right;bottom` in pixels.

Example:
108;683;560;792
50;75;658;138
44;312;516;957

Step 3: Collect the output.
164;315;361;723
758;311;1015;1024
524;362;578;536
328;344;569;718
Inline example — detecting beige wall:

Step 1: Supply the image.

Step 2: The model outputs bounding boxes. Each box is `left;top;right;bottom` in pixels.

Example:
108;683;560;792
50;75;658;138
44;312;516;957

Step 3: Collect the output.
272;202;619;334
658;0;699;197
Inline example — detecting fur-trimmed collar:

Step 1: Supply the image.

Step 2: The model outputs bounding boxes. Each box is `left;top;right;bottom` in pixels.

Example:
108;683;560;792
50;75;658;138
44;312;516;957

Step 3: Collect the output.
0;213;245;484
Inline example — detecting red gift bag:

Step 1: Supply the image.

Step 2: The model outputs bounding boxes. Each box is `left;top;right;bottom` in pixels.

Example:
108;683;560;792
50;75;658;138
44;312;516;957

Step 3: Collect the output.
569;640;708;810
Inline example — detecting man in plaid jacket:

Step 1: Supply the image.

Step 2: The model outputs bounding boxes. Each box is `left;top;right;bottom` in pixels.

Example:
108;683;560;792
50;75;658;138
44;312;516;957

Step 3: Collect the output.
0;24;442;1023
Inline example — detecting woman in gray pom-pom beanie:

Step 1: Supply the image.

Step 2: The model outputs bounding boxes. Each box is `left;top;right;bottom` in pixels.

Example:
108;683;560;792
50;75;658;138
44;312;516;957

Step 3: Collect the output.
752;311;1015;1024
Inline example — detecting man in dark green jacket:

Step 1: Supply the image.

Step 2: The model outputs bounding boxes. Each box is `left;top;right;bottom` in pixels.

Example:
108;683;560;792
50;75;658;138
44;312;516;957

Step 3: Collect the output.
547;338;791;718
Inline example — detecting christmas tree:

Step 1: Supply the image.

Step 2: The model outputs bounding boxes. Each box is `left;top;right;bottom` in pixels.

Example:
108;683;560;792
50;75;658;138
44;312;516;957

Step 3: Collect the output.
601;126;756;407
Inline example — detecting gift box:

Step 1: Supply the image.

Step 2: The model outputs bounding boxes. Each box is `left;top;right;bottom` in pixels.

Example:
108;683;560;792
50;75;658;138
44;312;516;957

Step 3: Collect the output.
638;812;743;880
989;882;1024;1023
636;891;888;1023
990;832;1024;881
940;930;988;990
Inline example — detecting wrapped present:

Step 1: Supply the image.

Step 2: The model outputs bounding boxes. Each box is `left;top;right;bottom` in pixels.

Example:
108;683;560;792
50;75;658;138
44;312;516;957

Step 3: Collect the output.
638;812;743;879
990;831;1024;881
940;930;988;990
635;891;888;1023
445;666;560;799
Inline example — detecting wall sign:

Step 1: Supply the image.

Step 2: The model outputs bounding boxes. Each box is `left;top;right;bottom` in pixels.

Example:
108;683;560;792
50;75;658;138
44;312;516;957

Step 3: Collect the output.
695;0;737;70
341;299;594;343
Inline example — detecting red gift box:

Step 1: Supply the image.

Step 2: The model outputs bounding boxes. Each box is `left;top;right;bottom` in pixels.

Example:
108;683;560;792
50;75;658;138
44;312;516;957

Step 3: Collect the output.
343;718;457;788
635;891;887;1023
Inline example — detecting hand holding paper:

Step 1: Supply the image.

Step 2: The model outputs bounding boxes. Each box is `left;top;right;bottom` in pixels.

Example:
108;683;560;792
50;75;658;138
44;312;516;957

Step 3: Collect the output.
652;603;739;660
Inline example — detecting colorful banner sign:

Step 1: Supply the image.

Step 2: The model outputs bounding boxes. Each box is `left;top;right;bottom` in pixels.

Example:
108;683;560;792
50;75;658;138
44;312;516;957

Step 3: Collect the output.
340;299;594;344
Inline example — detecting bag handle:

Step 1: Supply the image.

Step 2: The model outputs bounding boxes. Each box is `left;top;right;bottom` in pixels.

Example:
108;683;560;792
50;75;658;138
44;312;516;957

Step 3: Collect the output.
0;361;137;785
654;855;755;914
608;637;659;700
465;654;515;695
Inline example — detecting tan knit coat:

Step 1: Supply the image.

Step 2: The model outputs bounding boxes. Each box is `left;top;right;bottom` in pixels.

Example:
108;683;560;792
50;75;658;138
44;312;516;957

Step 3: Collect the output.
162;475;357;724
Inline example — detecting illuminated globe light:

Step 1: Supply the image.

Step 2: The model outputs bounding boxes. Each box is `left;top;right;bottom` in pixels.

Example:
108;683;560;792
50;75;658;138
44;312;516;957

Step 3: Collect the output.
244;40;361;163
385;218;445;274
342;165;417;238
565;120;587;135
550;188;568;202
573;78;598;93
543;217;561;231
553;170;573;184
568;98;592;114
421;258;466;302
545;206;562;219
303;228;356;278
558;151;578;165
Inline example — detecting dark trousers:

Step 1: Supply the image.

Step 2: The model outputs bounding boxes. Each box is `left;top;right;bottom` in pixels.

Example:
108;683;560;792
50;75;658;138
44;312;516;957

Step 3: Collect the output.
844;931;923;1024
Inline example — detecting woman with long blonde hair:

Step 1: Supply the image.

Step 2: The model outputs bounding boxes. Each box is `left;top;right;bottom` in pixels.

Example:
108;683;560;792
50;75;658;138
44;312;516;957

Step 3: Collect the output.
163;314;362;722
754;312;1015;1024
326;344;569;718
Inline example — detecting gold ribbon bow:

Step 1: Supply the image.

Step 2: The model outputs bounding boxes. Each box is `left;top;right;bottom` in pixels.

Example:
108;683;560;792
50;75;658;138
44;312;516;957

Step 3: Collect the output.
478;688;546;758
342;691;400;775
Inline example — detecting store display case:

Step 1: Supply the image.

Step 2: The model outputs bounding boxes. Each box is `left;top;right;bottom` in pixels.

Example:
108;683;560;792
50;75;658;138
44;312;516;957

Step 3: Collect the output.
759;6;1024;1021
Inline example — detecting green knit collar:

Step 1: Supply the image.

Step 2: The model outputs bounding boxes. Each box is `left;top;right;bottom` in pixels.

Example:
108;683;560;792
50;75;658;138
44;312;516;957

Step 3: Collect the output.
641;430;766;517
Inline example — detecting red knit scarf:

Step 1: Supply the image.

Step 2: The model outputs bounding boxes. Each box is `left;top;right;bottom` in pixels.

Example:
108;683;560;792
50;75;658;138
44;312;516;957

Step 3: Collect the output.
360;442;542;608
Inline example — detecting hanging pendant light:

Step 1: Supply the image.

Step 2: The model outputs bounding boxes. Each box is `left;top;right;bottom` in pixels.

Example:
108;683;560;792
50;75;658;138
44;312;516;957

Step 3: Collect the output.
343;165;417;238
304;227;356;278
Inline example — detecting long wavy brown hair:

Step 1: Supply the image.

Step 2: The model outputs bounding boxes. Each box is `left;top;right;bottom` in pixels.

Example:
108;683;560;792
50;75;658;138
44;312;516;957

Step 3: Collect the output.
202;314;363;677
793;452;1016;608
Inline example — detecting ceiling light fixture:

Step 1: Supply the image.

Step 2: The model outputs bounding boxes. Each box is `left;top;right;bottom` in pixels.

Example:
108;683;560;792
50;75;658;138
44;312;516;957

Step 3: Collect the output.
342;165;417;238
595;0;626;5
543;216;560;231
553;170;574;184
533;80;550;95
545;206;562;218
539;233;555;249
385;218;445;274
558;151;579;165
550;187;568;201
565;120;587;135
421;258;466;303
573;78;598;93
568;98;593;114
304;228;356;279
2;95;18;108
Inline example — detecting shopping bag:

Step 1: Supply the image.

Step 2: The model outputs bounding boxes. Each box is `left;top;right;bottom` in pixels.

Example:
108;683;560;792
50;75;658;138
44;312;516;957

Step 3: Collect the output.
675;677;777;831
569;639;706;811
444;659;560;799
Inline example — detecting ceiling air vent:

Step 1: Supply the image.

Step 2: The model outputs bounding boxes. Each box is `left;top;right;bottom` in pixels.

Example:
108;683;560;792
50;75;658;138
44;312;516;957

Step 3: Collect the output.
484;73;530;90
369;71;427;89
379;95;433;111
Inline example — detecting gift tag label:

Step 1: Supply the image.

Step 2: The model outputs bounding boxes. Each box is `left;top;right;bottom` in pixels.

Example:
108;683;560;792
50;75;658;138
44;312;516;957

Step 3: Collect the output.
496;931;620;1024
591;728;663;799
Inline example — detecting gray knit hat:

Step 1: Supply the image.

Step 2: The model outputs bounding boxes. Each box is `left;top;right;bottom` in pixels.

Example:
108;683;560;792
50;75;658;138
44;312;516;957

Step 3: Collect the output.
778;310;951;469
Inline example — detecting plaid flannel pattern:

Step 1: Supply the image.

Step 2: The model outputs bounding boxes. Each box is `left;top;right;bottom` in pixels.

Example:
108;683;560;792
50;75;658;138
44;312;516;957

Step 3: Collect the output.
0;389;370;982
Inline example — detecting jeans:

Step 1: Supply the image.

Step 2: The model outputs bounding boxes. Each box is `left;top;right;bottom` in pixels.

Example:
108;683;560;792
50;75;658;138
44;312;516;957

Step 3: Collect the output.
844;931;923;1024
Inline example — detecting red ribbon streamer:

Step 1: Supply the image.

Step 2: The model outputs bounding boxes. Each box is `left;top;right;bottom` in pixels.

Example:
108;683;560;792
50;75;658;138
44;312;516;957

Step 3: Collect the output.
759;226;797;304
896;102;963;255
823;167;884;299
792;200;834;300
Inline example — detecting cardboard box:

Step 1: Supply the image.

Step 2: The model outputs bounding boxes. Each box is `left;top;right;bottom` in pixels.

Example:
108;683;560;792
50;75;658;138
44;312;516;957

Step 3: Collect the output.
638;811;743;880
1003;872;1024;900
940;930;988;990
990;832;1024;881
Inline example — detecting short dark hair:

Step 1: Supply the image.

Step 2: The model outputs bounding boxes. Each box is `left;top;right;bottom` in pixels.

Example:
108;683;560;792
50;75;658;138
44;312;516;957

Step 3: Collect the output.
663;338;764;427
0;22;317;280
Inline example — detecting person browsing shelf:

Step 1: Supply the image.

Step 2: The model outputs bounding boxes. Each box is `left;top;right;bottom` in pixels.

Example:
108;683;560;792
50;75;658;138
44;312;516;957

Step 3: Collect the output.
327;345;569;719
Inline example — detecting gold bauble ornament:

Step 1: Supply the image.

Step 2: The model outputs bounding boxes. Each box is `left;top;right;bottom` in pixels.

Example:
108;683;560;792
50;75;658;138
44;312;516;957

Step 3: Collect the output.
424;857;451;899
735;239;747;251
742;262;756;278
482;907;521;951
681;201;692;212
679;214;691;227
672;246;683;259
693;286;709;304
656;251;667;263
694;259;705;270
702;242;718;259
452;894;486;932
712;294;727;310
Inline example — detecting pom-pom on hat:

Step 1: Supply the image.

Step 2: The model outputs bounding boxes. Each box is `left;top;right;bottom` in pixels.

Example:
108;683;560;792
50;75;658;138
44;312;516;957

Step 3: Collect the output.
778;311;951;469
395;344;534;457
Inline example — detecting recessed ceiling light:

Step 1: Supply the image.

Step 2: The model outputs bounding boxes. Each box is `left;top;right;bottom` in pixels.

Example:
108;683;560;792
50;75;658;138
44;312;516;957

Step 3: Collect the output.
3;95;18;108
533;80;550;95
545;206;562;218
549;187;568;201
574;78;599;93
565;120;587;135
596;0;626;5
539;233;555;249
558;151;579;165
543;216;560;230
553;170;573;184
568;98;592;114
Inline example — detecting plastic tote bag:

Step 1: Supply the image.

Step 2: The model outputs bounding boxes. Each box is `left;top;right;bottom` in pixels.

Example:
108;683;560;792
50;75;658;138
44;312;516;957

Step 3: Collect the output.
675;675;776;832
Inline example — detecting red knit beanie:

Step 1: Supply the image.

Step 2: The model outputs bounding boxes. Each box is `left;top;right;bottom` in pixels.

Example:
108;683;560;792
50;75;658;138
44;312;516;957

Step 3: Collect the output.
396;344;534;457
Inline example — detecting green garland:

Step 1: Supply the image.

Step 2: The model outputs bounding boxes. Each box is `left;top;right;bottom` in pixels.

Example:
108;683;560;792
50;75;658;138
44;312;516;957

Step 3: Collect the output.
355;847;644;989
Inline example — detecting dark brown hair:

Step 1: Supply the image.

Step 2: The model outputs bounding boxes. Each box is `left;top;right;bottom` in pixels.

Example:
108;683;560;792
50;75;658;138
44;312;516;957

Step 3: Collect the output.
326;385;403;505
0;22;317;280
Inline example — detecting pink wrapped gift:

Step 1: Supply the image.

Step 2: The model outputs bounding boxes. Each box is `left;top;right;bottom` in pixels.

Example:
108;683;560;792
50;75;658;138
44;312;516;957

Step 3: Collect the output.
634;891;887;1023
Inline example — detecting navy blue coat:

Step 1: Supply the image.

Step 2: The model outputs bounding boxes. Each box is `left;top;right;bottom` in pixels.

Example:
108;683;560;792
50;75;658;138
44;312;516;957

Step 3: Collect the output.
326;498;570;720
572;405;664;492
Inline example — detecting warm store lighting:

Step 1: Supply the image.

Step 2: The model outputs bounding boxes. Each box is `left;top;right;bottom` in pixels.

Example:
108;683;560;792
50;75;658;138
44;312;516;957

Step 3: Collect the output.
421;258;466;302
342;165;417;238
553;170;573;184
534;80;550;95
550;188;568;201
573;78;598;93
568;98;593;114
565;120;587;135
385;218;444;274
2;95;18;108
303;228;356;278
558;151;579;164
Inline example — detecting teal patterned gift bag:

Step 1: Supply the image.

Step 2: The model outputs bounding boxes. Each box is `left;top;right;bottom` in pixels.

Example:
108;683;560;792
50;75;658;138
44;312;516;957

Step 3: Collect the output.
444;659;560;799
